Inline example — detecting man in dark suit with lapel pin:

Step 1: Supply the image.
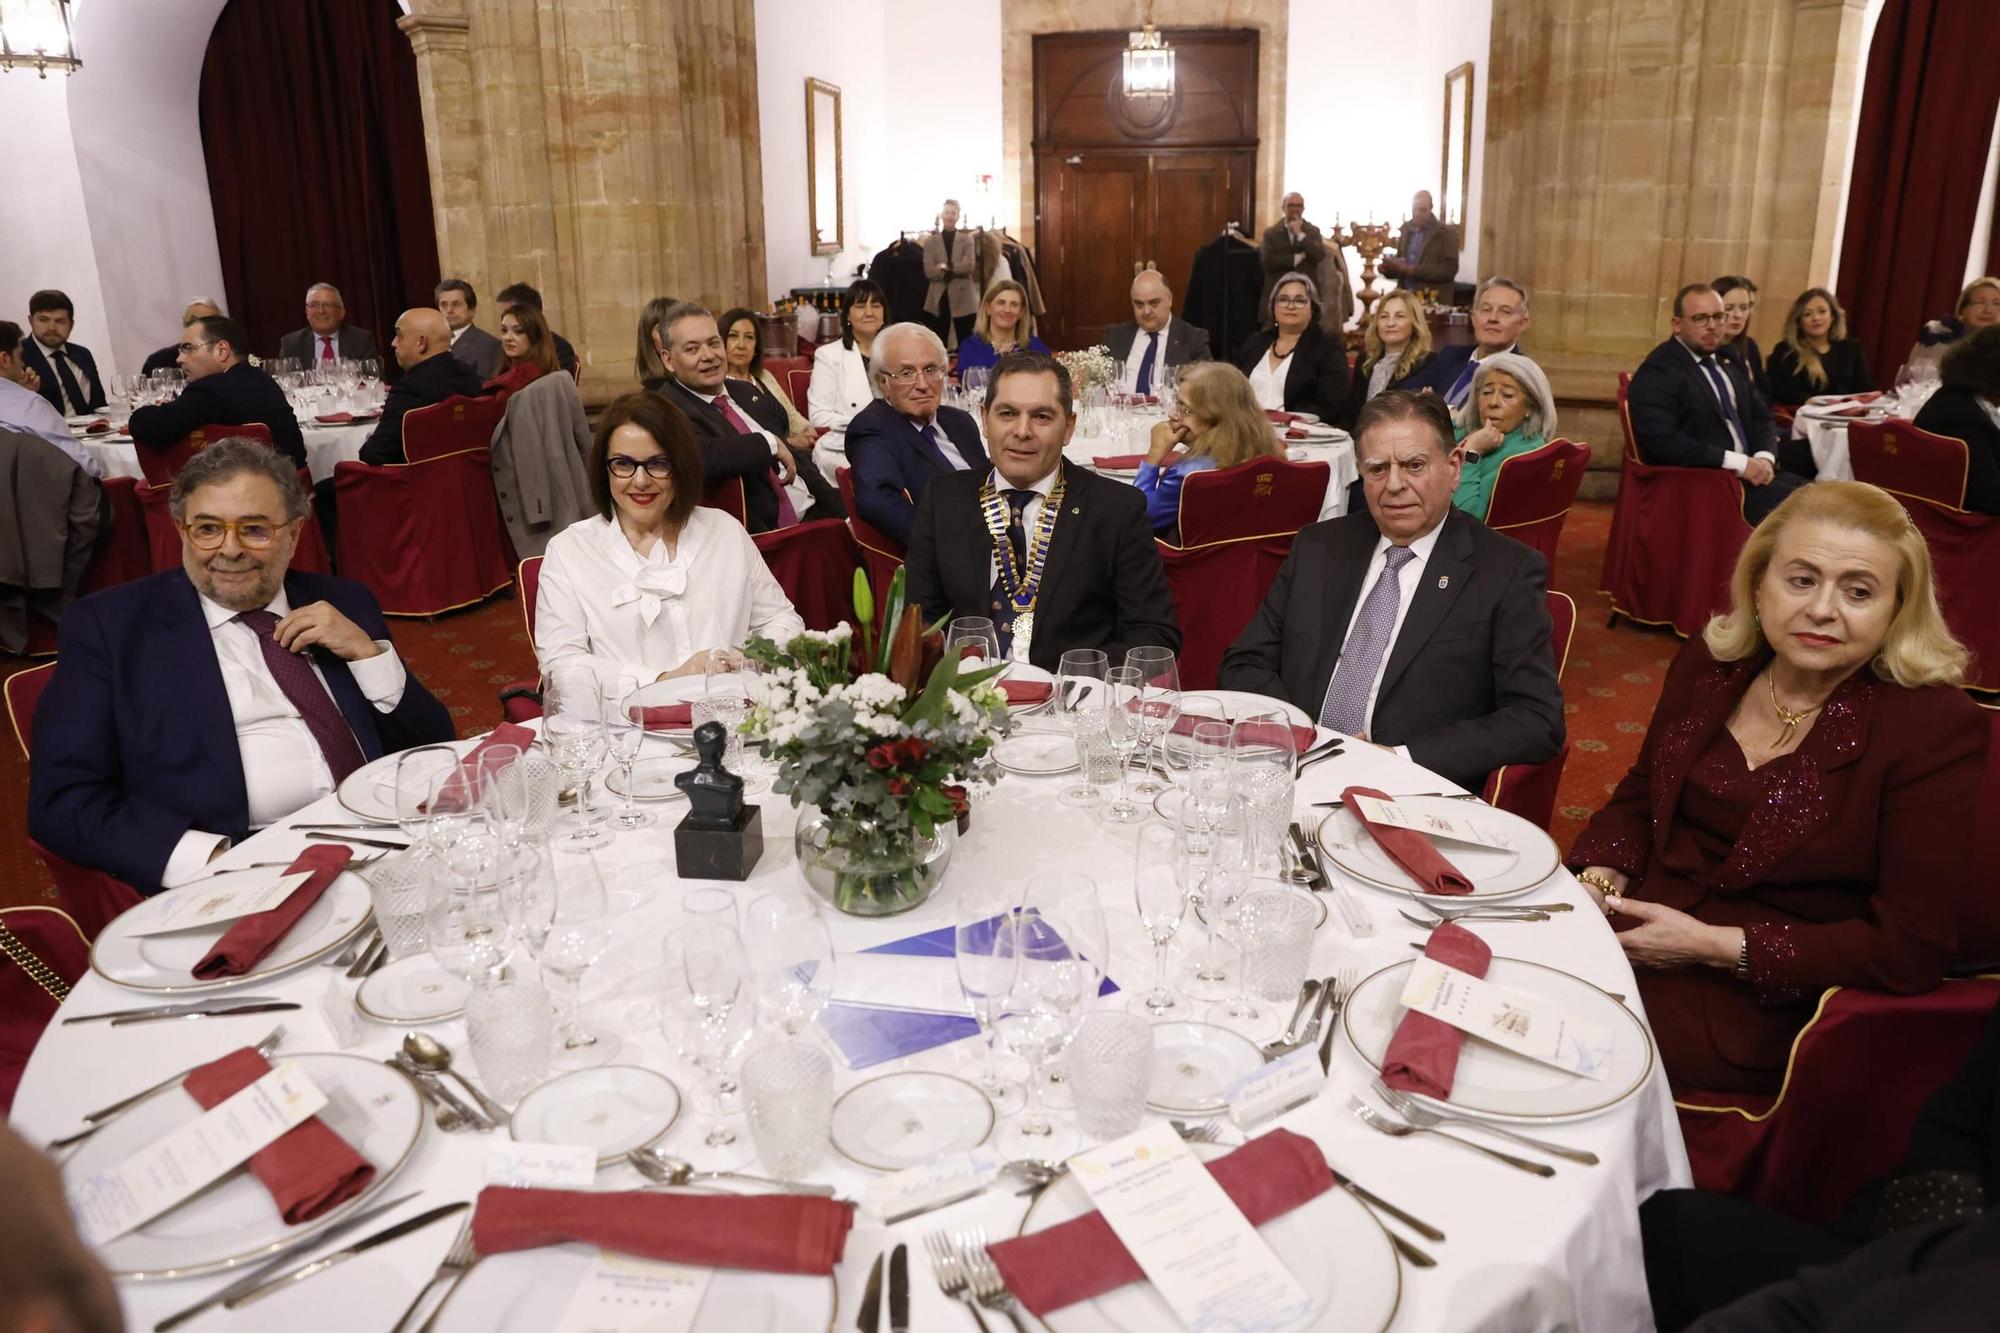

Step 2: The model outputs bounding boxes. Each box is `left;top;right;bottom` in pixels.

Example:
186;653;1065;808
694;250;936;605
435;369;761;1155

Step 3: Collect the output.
846;322;988;546
1103;271;1212;396
28;438;453;895
647;301;841;533
127;315;307;468
905;350;1179;671
1627;283;1805;524
1220;390;1563;791
276;283;380;368
358;308;487;466
20;289;107;416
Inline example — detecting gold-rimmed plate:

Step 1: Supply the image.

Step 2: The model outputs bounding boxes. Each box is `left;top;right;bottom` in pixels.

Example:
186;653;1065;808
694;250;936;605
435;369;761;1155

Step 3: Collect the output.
430;1242;837;1331
90;874;372;995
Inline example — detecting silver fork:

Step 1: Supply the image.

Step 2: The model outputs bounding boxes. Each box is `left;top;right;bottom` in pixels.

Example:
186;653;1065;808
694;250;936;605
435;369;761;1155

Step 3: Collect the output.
1398;907;1550;927
924;1229;994;1333
1374;1083;1600;1165
48;1026;287;1151
395;1215;478;1332
959;1227;1031;1333
1347;1095;1555;1176
1406;900;1574;923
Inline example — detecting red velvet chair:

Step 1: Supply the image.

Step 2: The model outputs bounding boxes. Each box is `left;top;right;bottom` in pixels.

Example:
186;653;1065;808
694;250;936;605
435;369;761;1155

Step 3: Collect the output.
762;356;810;415
135;421;276;486
835;467;906;622
6;663;145;938
702;476;749;526
498;556;545;723
1;905;92;1115
1478;590;1575;829
754;520;861;633
1601;372;1751;636
1156;456;1329;690
1482;438;1590;568
786;367;813;416
1847;418;1971;507
333;394;514;615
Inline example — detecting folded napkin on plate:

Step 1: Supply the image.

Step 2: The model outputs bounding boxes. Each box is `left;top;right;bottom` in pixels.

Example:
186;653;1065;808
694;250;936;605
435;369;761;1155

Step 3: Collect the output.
1171;712;1317;753
1285;427;1310;440
192;844;353;980
1266;409;1303;425
471;1186;855;1275
987;1130;1333;1316
632;699;748;730
1341;784;1474;895
183;1047;376;1224
84;419;113;435
314;411;355;424
426;722;537;812
1381;922;1492;1099
1092;454;1147;470
999;679;1053;705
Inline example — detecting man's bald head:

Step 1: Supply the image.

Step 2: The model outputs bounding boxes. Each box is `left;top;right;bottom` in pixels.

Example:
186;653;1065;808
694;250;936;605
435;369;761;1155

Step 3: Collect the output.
1130;270;1173;333
1411;190;1436;224
390;307;451;371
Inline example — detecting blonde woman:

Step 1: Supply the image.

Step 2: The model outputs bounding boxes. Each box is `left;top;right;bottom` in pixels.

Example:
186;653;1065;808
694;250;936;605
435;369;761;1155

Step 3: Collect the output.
1569;480;1987;1094
1340;289;1433;430
954;279;1048;373
1767;287;1872;407
1134;361;1281;532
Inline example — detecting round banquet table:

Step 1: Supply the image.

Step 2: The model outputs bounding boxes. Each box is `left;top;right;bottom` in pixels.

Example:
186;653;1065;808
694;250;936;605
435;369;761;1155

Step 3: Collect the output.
1066;405;1359;521
14;714;1689;1332
1787;393;1907;483
74;419;374;487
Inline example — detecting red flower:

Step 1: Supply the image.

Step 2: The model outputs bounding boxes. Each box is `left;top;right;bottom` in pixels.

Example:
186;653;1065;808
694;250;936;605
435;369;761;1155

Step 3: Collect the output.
865;744;896;771
943;783;969;816
887;776;911;797
893;738;930;767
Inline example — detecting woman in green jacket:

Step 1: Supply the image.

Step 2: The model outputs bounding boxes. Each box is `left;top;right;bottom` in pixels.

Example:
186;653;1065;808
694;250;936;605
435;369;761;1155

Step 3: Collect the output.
1452;351;1558;520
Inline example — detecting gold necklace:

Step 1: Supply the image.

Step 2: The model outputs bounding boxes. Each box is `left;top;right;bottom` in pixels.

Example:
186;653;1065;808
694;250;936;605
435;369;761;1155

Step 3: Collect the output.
1768;671;1823;742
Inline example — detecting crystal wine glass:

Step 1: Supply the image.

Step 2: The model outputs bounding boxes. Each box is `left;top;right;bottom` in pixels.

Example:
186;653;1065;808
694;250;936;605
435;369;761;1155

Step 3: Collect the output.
948;616;1001;666
1123;647;1180;796
742;892;836;1039
1018;871;1105;1109
393;745;463;858
543;666;610;850
993;913;1092;1160
1099;665;1148;825
540;849;618;1067
600;675;654;830
1055;648;1111;808
1131;820;1189;1017
662;922;757;1166
955;882;1026;1115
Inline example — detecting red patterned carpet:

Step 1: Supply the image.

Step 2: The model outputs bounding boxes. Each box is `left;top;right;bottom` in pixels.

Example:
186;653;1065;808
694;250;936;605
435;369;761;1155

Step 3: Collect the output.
0;501;1672;909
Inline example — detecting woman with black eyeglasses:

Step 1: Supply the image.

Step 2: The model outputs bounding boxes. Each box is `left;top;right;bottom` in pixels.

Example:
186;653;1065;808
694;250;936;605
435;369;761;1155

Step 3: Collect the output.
1230;271;1348;422
535;392;802;683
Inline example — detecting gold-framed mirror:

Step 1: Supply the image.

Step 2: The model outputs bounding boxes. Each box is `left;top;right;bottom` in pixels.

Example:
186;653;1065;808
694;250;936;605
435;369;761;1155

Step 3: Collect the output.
1441;62;1474;233
806;78;844;256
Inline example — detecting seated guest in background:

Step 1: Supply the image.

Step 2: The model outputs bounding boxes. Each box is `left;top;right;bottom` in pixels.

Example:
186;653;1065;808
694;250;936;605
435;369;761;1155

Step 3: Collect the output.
922;198;979;346
277;283;379;367
495;282;578;377
1569;481;1986;1095
536;391;803;684
1906;276;2000;377
847;322;986;546
1913;325;2000;515
720;306;815;449
1106;270;1212;396
1712;275;1770;406
1233;270;1348;421
1219;390;1563;791
1339;289;1434;431
485;302;558;395
1136;361;1280;534
1768;287;1872;407
141;298;223;376
806;279;887;477
1260;192;1327;308
651;302;839;531
28;439;452;893
633;294;679;388
1451;351;1557;520
128;315;307;468
1628;283;1803;522
906;350;1180;670
437;278;504;380
1412;276;1531;409
359;308;486;466
953;279;1049;374
20;290;106;416
1379;190;1460;292
0;320;98;473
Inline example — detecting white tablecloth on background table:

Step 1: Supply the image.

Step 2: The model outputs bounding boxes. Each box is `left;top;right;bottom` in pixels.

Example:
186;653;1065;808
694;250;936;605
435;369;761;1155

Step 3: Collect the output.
1069;407;1360;521
76;421;374;487
14;723;1688;1332
1789;395;1899;482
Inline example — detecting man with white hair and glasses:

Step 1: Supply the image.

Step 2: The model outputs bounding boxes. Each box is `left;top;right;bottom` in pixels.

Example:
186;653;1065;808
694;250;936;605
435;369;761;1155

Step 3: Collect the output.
845;322;988;546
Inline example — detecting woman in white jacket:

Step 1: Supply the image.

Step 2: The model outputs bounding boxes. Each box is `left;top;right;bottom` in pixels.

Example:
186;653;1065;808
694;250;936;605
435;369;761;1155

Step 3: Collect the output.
806;279;886;483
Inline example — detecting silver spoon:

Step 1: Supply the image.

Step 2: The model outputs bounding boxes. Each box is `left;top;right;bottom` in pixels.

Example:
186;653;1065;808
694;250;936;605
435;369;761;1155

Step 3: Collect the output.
403;1032;512;1127
626;1147;838;1196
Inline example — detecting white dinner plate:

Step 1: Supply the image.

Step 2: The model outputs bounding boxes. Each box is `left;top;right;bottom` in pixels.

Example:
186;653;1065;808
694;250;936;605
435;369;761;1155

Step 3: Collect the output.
90;874;373;995
1283;425;1341;443
1312;796;1560;903
992;733;1079;776
336;746;465;825
604;755;696;801
431;1239;837;1331
1018;1139;1400;1333
511;1066;683;1166
1178;689;1314;731
59;1052;424;1279
1144;1021;1266;1116
355;955;471;1024
1341;957;1656;1123
830;1070;995;1170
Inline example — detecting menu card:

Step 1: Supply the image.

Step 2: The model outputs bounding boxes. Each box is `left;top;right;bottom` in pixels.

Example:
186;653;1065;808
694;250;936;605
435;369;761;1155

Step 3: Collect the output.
553;1251;713;1332
129;871;314;936
1349;795;1515;852
1068;1123;1313;1331
1400;957;1614;1079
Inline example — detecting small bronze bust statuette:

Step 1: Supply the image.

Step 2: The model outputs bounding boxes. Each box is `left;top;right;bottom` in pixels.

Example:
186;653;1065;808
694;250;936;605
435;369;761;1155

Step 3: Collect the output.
672;720;764;880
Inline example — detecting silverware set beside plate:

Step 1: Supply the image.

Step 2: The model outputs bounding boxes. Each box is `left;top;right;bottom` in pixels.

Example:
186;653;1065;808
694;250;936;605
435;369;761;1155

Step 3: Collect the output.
46;1026;288;1152
926;1227;1028;1333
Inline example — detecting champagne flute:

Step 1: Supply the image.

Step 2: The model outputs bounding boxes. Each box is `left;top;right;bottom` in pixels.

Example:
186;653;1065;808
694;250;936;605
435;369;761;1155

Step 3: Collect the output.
1131;821;1189;1017
543;666;611;850
1099;665;1147;825
992;913;1091;1160
1018;871;1106;1108
600;675;654;830
742;892;837;1039
541;849;619;1066
1174;805;1239;1002
955;883;1026;1115
1055;648;1111;808
1123;646;1181;796
661;924;757;1166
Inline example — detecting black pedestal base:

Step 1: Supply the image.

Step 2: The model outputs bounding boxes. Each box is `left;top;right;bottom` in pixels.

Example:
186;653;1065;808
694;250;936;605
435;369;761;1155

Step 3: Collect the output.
673;804;764;881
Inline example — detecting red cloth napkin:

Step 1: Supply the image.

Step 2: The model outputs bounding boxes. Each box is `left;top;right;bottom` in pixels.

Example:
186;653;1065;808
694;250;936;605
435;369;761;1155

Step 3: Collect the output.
183;1047;376;1225
314;411;355;424
192;845;353;980
631;698;748;730
1000;679;1053;705
987;1131;1334;1317
471;1186;855;1275
1266;409;1303;424
1286;427;1311;440
427;722;536;812
1092;453;1147;469
84;419;113;435
1171;712;1317;753
1381;922;1493;1099
1340;785;1474;895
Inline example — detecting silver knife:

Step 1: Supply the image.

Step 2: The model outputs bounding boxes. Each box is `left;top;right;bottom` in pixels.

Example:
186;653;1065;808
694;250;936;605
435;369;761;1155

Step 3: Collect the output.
224;1199;471;1308
856;1250;884;1333
887;1242;910;1333
65;996;286;1025
153;1190;423;1331
1286;822;1326;888
111;1002;301;1027
306;830;409;851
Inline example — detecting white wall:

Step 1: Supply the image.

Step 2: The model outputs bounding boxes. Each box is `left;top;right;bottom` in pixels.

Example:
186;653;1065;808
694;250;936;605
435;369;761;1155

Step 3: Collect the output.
0;71;115;374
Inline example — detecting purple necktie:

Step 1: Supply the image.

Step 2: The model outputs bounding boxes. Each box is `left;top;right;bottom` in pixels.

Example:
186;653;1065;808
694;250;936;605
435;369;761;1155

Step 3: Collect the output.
235;609;367;783
713;394;799;527
1319;546;1418;735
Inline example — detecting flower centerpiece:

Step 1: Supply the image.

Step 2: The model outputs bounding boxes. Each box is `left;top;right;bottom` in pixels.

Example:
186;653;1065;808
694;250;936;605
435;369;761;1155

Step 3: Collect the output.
1056;345;1116;436
740;568;1011;916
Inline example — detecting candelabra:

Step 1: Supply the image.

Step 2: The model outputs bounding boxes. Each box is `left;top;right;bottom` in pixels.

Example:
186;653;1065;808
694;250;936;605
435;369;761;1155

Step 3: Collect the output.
1331;217;1396;327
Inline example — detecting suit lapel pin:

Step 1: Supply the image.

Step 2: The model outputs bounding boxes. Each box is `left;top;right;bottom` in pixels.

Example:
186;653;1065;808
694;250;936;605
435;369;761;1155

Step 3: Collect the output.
1437;575;1450;590
1071;506;1081;515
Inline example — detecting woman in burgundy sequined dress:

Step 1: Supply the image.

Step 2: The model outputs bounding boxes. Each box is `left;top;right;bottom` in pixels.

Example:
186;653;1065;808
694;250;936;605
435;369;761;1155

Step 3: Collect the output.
1569;482;1991;1093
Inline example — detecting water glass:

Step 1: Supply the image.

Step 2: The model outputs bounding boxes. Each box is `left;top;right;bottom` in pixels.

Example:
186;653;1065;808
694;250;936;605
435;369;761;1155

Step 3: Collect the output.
692;691;748;772
361;851;431;960
1069;1012;1154;1140
1238;890;1318;1005
742;1040;834;1177
465;978;555;1106
488;747;562;847
1232;714;1299;875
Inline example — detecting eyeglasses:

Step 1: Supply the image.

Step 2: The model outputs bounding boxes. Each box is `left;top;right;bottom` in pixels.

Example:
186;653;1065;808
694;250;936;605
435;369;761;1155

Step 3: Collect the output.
1683;312;1727;326
179;518;293;550
883;365;946;385
176;340;216;355
1272;295;1311;307
606;455;674;479
305;302;341;312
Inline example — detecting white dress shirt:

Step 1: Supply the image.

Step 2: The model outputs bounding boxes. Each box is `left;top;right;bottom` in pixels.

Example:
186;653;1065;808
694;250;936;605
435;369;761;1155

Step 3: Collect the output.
36;337;97;415
1248;347;1293;412
162;590;409;886
0;375;100;476
535;509;806;685
1336;523;1446;755
1679;339;1773;475
806;340;877;482
449;325;467;346
1119;318;1173;393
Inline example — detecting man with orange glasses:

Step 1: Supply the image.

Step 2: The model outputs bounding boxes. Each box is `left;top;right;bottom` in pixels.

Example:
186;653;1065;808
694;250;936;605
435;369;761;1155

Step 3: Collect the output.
29;438;453;894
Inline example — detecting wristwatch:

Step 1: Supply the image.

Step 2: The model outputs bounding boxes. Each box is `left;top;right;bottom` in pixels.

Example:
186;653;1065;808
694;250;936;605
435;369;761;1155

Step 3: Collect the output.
1734;934;1751;980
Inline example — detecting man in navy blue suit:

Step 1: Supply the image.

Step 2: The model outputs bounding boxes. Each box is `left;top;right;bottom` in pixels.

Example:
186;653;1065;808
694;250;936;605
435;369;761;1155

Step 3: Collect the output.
19;289;107;416
1410;277;1531;410
28;438;454;894
846;322;988;546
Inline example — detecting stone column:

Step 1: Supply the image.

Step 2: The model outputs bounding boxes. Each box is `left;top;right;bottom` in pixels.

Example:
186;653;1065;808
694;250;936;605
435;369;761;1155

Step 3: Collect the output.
399;0;767;401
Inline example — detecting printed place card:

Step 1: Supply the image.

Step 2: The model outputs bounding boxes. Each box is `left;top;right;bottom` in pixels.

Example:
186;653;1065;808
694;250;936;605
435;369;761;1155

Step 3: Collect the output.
1400;957;1614;1080
553;1250;712;1333
864;1151;1002;1223
68;1060;328;1244
1225;1049;1324;1130
1069;1123;1314;1332
129;871;315;936
486;1141;598;1190
1350;796;1516;852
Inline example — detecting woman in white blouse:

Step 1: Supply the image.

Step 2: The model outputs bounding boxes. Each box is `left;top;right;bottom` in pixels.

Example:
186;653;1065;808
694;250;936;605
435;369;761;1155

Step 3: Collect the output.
535;392;804;683
806;279;887;483
1231;270;1348;422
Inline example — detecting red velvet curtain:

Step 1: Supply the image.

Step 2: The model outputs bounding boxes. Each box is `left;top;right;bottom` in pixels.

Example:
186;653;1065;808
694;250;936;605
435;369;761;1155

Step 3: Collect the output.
198;0;440;358
1835;0;2000;380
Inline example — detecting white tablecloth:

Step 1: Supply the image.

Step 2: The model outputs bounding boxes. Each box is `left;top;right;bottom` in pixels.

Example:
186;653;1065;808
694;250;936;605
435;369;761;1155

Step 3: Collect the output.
76;421;373;487
1789;395;1901;482
13;727;1687;1332
1069;408;1360;521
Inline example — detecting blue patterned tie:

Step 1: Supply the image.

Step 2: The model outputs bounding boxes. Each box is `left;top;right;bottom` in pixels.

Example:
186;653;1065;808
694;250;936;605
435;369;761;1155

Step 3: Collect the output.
1318;546;1418;735
1134;333;1159;396
990;490;1036;653
1445;357;1478;410
1699;355;1750;453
